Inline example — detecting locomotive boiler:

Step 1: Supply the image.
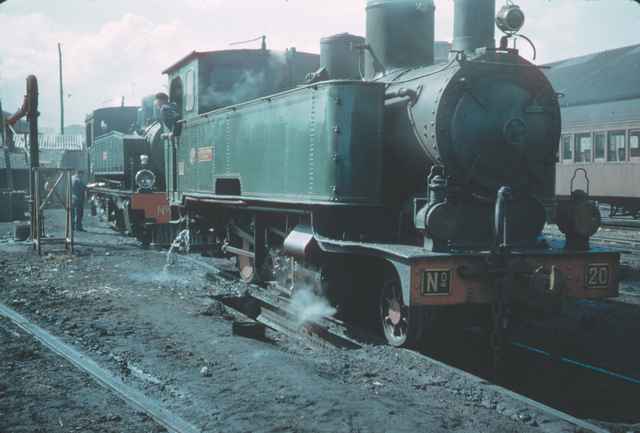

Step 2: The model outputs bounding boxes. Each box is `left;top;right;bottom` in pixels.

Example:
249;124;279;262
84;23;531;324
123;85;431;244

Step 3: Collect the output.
367;0;560;252
108;0;620;353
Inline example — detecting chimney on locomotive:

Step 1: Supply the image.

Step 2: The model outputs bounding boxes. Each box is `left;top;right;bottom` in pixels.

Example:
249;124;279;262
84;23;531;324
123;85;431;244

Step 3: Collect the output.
364;0;435;78
452;0;496;55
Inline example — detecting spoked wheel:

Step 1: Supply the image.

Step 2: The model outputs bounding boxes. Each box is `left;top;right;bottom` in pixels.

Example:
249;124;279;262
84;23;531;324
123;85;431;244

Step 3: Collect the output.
380;278;421;347
237;239;259;284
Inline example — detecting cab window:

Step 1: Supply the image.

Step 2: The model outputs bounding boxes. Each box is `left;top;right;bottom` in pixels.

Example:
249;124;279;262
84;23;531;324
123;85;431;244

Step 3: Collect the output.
185;68;195;112
561;135;573;162
574;133;592;163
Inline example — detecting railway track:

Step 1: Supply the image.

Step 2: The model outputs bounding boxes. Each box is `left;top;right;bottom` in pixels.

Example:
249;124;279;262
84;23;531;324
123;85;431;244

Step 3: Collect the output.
592;233;640;251
0;303;202;433
216;289;363;351
3;243;633;433
546;230;640;253
601;218;640;230
179;253;625;433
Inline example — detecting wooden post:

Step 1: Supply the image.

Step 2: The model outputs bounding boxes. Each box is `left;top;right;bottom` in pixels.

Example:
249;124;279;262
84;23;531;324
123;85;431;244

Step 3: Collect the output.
26;75;39;246
58;43;65;135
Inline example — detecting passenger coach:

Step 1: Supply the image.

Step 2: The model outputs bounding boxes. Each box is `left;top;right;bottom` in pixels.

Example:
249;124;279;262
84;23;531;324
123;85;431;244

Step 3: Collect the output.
549;44;640;217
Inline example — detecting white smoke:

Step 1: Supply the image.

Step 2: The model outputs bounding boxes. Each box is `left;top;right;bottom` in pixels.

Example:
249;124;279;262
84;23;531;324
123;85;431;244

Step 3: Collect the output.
200;69;268;110
289;286;337;326
199;52;292;111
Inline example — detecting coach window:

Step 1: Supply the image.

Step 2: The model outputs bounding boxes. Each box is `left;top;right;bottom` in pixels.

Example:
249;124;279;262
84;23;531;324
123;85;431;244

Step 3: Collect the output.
574;133;592;163
608;131;626;162
561;135;573;162
594;133;605;162
185;68;195;112
630;130;640;161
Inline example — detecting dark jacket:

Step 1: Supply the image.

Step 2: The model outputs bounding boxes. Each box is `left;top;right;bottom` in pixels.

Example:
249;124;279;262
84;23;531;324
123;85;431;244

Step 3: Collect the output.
160;102;178;131
71;175;86;208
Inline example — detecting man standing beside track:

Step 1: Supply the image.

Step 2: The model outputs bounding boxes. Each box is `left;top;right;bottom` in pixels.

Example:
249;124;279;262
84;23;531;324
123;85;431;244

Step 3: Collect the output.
71;170;86;232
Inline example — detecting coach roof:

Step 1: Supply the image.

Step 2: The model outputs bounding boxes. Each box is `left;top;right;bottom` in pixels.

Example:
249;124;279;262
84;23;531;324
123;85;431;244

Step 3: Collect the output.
545;43;640;108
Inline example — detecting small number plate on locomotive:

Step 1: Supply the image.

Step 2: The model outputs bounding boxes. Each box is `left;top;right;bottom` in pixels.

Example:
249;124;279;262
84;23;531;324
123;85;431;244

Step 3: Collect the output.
586;264;610;289
422;270;451;295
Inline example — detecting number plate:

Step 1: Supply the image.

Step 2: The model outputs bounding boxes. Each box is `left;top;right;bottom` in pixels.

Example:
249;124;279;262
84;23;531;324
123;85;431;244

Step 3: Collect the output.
422;270;451;295
586;264;610;289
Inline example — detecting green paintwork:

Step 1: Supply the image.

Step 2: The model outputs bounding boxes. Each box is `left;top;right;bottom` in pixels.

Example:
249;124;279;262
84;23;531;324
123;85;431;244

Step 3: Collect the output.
85;107;139;149
164;49;320;121
91;132;147;189
170;81;386;205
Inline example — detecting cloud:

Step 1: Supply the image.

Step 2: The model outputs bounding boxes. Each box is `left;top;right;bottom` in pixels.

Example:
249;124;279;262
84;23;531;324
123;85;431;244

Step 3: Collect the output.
0;12;194;129
183;0;225;9
1;0;639;129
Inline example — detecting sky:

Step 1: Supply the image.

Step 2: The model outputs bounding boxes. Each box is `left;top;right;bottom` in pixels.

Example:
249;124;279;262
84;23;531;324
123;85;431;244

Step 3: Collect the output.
0;0;639;131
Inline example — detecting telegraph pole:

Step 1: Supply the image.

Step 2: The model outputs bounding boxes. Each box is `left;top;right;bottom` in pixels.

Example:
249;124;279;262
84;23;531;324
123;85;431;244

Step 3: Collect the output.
58;42;64;135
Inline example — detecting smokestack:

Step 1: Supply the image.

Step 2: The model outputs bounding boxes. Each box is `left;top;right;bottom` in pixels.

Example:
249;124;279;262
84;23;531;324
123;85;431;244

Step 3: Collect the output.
365;0;435;78
452;0;496;55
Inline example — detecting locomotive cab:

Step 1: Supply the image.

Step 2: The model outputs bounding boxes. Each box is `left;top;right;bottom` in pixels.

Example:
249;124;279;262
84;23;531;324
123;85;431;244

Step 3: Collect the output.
162;49;320;120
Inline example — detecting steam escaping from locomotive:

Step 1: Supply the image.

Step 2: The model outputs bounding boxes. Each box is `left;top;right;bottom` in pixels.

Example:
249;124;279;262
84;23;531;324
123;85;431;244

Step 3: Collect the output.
200;70;268;109
290;286;337;326
198;51;295;111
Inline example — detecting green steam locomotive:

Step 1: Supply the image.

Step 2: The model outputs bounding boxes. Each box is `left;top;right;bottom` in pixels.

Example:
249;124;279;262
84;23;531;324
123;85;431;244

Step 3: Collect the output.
91;0;619;350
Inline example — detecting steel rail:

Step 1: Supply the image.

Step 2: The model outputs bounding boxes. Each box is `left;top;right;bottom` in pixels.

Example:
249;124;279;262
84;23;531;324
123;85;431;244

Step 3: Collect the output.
545;232;640;252
511;341;640;386
171;253;362;350
0;303;202;433
601;218;640;230
250;290;362;350
592;234;640;249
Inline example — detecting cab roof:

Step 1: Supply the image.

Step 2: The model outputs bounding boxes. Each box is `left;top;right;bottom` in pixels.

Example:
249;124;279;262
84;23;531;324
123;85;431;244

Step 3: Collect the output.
162;48;317;75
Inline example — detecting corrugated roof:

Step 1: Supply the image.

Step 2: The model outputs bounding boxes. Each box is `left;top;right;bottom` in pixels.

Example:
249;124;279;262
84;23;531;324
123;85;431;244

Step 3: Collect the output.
14;134;84;151
544;43;640;108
